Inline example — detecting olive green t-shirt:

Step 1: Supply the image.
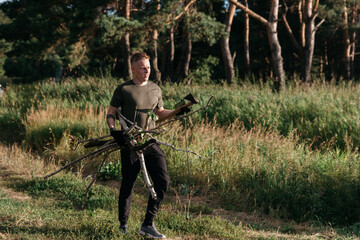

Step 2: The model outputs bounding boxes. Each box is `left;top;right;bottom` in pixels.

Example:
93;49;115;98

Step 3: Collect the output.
110;80;164;130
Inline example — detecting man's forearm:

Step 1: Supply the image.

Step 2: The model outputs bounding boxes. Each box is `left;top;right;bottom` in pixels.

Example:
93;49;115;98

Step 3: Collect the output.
107;105;118;129
156;108;174;122
107;116;116;129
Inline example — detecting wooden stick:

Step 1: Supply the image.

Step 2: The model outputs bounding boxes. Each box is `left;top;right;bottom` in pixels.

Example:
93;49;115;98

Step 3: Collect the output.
153;96;214;131
44;142;119;179
81;148;118;209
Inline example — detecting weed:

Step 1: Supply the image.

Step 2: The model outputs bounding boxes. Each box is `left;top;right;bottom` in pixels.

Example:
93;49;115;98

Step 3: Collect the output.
99;161;121;181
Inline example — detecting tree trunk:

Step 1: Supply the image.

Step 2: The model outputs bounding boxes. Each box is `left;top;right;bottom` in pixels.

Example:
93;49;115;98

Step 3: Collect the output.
267;0;285;91
112;54;118;74
281;2;302;54
349;3;358;80
167;25;175;82
220;2;236;84
160;44;167;82
343;0;351;80
244;0;251;77
281;0;323;83
151;29;161;83
183;24;192;78
175;21;192;80
229;0;285;92
303;0;321;83
324;40;335;81
150;0;161;83
303;0;314;83
299;0;306;48
123;0;132;80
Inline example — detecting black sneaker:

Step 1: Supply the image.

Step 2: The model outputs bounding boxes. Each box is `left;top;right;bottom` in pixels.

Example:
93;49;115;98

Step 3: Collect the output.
139;223;166;239
119;224;128;233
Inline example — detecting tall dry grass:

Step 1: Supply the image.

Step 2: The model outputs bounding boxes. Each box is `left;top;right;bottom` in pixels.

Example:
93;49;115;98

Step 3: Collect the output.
159;119;360;224
0;144;56;179
2;77;360;225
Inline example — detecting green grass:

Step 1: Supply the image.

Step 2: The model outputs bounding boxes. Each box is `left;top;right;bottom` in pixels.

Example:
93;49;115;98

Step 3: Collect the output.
1;77;360;228
0;188;124;239
159;121;360;225
20;175;117;210
0;165;246;239
2;77;360;151
1;144;359;239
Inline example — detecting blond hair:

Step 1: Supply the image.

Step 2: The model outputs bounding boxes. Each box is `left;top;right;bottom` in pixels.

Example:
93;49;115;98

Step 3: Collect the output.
130;52;150;65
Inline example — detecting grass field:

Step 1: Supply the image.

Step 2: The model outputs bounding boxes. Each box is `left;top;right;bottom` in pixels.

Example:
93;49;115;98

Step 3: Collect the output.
1;77;360;239
1;144;357;239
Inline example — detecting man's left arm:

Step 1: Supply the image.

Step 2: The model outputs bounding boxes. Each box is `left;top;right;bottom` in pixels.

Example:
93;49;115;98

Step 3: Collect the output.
155;107;174;122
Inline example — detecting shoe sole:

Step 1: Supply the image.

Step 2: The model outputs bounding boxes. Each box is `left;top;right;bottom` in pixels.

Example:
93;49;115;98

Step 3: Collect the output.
139;230;166;239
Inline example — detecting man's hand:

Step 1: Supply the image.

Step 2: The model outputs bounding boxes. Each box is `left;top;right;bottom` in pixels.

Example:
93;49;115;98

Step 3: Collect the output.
176;106;191;116
110;128;127;146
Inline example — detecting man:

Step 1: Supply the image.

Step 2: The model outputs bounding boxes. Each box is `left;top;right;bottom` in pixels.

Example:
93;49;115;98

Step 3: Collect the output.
106;52;174;239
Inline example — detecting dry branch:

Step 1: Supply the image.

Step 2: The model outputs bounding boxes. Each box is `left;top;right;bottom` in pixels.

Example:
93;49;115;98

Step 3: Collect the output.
43;96;213;208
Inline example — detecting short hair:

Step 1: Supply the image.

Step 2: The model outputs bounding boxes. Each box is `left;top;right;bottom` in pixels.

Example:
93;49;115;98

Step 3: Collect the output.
130;52;150;65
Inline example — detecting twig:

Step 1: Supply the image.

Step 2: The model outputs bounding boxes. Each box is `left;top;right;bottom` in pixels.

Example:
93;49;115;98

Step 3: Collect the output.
75;135;112;150
157;141;206;159
81;148;118;209
44;142;119;179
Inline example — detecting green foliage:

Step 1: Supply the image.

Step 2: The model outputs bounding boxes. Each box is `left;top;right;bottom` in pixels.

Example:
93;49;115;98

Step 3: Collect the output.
188;10;225;45
147;109;159;122
225;150;360;224
1;77;117;115
0;38;12;77
22;174;116;210
187;55;220;84
4;56;36;82
1;0;359;82
0;177;248;240
40;54;63;79
96;15;142;43
0;109;25;144
25;122;87;151
99;161;121;181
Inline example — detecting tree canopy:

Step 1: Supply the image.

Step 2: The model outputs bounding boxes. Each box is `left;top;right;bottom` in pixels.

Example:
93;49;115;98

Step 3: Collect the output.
1;0;359;86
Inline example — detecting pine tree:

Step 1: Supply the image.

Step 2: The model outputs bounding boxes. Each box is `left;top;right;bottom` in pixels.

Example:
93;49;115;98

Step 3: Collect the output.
0;9;12;78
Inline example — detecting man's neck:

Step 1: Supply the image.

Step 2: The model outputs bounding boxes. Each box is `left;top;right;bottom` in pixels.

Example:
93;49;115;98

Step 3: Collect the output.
133;78;148;86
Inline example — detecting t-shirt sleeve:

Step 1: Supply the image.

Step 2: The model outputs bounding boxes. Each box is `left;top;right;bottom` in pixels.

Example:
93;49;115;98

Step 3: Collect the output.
110;85;123;108
157;87;164;109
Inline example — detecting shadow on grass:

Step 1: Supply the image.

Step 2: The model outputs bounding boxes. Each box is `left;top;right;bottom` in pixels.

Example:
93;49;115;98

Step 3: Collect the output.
11;175;117;211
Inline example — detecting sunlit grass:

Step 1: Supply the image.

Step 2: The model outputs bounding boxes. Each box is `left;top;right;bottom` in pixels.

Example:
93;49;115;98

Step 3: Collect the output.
0;144;249;240
1;77;360;226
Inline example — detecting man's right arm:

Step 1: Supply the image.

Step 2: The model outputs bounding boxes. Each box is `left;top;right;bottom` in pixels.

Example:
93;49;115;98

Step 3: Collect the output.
107;105;127;146
106;105;118;130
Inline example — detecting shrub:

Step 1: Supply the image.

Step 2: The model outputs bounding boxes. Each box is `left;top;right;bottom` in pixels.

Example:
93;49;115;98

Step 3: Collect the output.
0;110;25;144
99;161;121;181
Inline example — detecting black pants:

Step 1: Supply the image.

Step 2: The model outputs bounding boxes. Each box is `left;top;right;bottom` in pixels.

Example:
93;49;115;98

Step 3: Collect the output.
118;144;170;226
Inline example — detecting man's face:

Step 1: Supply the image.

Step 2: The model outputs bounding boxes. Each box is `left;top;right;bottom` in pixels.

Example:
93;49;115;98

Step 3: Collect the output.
131;58;151;83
